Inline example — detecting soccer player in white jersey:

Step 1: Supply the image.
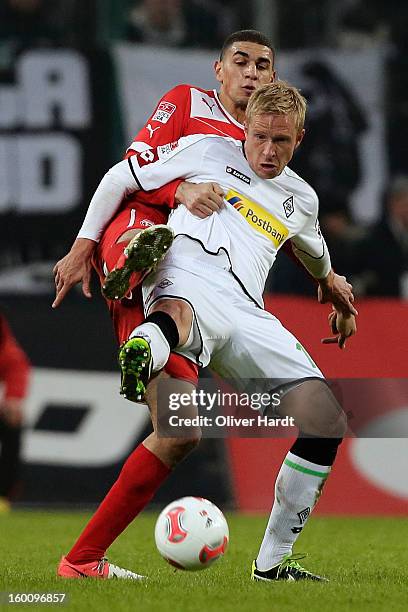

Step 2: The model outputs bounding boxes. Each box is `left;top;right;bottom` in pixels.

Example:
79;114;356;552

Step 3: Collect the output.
53;30;276;382
55;30;280;581
58;81;356;581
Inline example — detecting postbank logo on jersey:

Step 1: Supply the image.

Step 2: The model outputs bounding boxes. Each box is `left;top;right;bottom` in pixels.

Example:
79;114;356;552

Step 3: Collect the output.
226;189;289;247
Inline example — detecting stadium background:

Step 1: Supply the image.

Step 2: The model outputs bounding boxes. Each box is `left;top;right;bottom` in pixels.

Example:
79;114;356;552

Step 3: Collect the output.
0;0;407;515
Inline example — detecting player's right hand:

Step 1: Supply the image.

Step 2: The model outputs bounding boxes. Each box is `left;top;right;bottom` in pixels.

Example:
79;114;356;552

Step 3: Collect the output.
52;238;96;308
175;181;225;218
318;271;358;317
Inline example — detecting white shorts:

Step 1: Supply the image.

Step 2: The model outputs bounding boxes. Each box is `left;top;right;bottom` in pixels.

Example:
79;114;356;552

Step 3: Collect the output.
142;242;323;390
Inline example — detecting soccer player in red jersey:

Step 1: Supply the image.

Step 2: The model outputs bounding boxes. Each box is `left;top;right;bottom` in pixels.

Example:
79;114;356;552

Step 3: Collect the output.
0;312;30;511
53;30;275;375
55;30;276;579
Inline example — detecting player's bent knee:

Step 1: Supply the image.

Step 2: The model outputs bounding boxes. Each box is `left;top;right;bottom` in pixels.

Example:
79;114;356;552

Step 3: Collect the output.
150;298;190;324
150;299;193;346
175;435;201;454
282;379;347;438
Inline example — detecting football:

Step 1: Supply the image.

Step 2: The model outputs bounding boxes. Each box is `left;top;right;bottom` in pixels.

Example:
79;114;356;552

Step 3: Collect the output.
154;496;229;570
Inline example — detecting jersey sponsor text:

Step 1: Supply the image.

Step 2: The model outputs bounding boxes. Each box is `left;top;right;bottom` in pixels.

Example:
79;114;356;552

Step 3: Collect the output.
152;101;177;124
226;189;289;247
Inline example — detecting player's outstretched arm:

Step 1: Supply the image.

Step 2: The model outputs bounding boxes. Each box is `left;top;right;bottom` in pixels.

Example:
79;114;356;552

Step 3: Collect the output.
52;238;96;308
53;157;144;308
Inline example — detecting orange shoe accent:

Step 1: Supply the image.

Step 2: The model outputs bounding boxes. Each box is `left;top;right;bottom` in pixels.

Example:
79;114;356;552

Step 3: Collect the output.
57;556;144;580
57;556;109;579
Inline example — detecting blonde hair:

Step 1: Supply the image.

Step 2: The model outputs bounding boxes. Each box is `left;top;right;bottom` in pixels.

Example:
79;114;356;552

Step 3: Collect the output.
246;80;307;133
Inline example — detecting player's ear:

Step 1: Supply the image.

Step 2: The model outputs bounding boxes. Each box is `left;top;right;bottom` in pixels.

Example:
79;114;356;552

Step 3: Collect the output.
270;69;276;83
214;60;223;84
295;128;305;149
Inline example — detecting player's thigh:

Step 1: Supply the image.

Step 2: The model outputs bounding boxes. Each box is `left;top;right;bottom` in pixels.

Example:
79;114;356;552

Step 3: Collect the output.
212;304;323;383
143;265;233;367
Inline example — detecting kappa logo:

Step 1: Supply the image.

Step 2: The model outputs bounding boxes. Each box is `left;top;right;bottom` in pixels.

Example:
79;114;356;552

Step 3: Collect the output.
226;189;289;247
152;101;177;124
283;195;294;218
158;278;174;289
226;166;251;185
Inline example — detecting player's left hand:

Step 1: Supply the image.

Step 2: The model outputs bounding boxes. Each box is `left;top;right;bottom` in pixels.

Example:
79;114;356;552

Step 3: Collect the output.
175;181;225;218
321;308;357;349
318;271;358;317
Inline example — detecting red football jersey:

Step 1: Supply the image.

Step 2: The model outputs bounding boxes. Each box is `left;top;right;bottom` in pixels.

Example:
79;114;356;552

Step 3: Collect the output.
124;84;245;210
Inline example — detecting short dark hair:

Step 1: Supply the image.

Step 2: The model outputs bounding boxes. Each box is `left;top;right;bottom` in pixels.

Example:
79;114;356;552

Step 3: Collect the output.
220;30;275;62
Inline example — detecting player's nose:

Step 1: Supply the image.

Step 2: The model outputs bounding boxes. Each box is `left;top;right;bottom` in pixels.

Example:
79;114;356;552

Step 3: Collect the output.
263;142;276;159
244;63;258;80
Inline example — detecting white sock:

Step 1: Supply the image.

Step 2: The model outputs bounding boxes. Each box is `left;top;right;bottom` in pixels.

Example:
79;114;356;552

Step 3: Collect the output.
256;451;331;570
129;322;170;372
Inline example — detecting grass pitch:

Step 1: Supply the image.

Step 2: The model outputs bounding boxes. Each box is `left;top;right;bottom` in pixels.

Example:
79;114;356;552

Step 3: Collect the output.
0;511;407;612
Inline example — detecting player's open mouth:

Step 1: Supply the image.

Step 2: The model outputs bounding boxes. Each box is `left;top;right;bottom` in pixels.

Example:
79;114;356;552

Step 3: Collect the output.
242;86;256;94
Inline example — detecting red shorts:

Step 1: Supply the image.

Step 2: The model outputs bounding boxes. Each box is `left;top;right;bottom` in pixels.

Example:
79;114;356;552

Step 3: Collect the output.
93;202;199;386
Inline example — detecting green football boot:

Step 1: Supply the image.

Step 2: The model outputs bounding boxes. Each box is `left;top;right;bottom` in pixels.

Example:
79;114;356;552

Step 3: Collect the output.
118;336;152;402
251;554;328;582
103;225;174;300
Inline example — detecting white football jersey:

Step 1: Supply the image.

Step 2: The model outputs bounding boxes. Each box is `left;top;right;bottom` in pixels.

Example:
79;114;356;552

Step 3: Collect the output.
129;134;330;307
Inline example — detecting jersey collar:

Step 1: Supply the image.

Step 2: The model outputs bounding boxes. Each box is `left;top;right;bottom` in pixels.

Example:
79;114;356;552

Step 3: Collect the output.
213;90;245;129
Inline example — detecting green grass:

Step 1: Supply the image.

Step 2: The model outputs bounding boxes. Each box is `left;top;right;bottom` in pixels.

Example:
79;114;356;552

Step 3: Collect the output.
0;511;407;612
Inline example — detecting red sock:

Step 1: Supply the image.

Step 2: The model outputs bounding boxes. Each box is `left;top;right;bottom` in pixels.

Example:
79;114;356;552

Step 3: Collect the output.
66;444;170;564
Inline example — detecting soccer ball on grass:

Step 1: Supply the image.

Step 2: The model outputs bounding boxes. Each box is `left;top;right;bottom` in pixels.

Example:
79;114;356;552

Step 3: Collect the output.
154;496;229;570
